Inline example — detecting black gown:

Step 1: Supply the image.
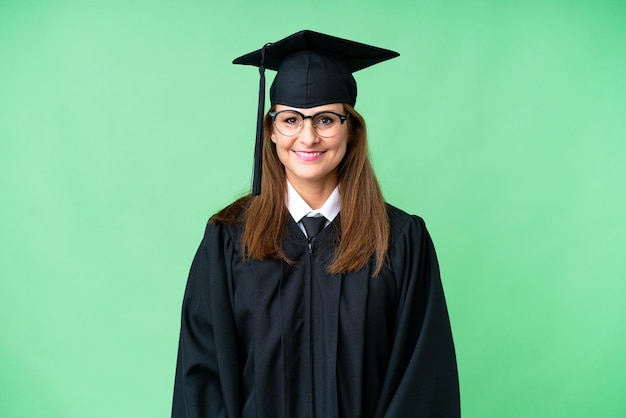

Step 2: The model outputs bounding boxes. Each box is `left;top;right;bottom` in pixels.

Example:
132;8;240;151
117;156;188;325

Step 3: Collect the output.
172;204;460;418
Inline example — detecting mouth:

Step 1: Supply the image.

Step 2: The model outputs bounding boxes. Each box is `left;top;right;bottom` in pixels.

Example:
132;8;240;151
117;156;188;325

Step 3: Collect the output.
293;150;325;161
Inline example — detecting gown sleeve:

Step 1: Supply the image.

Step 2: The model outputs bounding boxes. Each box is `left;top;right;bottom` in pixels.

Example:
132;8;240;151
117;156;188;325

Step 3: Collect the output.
172;221;241;418
375;214;460;418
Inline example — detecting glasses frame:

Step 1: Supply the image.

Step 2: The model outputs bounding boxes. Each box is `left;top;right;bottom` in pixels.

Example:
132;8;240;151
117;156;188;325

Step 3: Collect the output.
269;109;351;137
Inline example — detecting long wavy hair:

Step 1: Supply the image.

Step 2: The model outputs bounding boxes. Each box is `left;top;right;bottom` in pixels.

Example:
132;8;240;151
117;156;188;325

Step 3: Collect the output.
213;104;389;276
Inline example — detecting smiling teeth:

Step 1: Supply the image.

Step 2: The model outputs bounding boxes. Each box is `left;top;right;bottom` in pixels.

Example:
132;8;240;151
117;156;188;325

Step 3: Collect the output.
295;151;322;157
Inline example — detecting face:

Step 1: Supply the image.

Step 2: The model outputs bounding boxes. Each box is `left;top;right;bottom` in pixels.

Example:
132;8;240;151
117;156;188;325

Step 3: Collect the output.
270;103;349;192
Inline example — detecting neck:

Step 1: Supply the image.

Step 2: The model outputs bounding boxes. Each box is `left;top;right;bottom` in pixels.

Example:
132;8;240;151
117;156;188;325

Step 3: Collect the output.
288;177;337;209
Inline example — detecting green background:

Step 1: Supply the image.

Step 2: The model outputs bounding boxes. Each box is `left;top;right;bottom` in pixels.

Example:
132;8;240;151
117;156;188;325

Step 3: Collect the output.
1;0;625;416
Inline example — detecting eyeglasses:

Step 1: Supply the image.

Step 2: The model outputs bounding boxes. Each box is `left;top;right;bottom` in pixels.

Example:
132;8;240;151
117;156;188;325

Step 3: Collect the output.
269;109;350;138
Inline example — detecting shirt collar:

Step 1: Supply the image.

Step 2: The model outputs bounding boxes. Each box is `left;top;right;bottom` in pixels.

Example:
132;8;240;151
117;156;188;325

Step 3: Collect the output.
286;180;340;224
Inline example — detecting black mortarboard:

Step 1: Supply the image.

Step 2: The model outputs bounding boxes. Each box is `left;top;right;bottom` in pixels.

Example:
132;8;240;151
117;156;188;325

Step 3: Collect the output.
233;30;399;195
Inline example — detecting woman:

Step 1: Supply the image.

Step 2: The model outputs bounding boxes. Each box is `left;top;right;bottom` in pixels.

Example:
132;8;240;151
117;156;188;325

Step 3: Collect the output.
173;30;460;418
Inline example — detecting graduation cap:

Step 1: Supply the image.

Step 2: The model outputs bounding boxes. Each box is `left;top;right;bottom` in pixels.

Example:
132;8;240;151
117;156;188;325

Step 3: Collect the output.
233;30;399;195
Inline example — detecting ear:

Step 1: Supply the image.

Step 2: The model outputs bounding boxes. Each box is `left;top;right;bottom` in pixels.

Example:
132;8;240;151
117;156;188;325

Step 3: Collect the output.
270;134;277;144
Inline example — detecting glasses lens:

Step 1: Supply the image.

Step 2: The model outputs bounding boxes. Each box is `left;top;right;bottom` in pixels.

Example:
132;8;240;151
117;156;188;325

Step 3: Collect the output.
313;113;340;137
274;111;303;136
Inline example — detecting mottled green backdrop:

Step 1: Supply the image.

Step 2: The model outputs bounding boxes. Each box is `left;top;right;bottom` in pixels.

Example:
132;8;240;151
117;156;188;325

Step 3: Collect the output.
1;0;625;417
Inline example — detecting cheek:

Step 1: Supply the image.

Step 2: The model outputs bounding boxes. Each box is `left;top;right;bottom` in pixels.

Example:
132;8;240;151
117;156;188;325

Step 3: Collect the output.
273;138;288;154
337;137;349;158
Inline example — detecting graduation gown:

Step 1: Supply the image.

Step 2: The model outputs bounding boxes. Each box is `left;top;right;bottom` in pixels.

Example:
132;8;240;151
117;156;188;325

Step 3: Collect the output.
172;205;460;418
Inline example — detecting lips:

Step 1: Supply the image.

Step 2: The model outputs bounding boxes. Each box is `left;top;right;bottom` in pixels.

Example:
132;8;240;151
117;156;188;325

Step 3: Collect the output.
294;150;325;161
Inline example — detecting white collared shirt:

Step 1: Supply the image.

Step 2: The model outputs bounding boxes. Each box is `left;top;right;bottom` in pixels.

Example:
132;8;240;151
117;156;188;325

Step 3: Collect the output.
286;180;340;237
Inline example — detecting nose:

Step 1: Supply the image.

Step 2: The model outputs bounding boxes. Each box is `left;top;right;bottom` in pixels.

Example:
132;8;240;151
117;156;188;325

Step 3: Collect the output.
298;119;319;146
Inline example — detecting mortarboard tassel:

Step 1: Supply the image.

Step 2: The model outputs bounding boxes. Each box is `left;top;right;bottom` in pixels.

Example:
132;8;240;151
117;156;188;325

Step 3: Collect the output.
252;43;271;195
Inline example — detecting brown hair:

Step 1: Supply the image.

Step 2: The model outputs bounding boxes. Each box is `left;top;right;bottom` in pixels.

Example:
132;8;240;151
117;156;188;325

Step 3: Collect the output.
213;104;389;276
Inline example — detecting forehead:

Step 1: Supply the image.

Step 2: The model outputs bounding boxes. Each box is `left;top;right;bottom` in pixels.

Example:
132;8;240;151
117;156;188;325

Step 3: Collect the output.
274;103;344;115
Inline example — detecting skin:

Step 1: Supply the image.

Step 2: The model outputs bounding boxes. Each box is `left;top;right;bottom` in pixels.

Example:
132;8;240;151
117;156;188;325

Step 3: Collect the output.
270;103;349;209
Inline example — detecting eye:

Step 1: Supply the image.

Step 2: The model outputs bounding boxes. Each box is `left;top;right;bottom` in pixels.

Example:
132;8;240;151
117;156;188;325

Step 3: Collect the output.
278;112;302;126
315;113;337;127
